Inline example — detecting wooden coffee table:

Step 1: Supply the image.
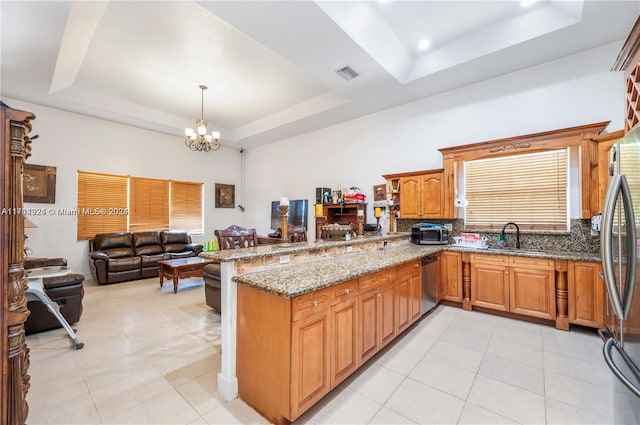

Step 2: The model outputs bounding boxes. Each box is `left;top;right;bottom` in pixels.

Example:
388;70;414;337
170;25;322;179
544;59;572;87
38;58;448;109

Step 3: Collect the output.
158;257;216;293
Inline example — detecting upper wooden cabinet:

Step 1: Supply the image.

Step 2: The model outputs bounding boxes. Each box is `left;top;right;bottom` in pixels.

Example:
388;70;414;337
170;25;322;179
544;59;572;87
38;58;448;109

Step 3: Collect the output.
383;169;447;220
595;130;625;212
613;17;640;132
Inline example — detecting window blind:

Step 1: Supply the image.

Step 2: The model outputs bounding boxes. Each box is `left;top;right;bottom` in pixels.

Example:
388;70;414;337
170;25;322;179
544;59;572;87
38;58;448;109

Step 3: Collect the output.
129;177;169;232
77;171;128;240
464;149;568;231
170;181;203;234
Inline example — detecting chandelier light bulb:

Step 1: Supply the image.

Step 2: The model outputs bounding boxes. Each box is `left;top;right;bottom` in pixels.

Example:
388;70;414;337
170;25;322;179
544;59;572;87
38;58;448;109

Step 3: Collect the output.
184;85;221;152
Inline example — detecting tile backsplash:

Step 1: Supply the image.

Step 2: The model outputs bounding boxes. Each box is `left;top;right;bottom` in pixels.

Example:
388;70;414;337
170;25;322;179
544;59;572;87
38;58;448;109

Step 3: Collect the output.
396;219;599;253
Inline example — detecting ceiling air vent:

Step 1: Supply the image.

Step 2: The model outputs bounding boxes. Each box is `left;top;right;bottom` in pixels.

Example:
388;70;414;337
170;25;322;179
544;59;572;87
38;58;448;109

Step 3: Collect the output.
336;66;359;81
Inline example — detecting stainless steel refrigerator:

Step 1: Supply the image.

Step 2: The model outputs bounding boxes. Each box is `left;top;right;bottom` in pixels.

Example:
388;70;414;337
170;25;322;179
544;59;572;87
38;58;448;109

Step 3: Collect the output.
601;126;640;425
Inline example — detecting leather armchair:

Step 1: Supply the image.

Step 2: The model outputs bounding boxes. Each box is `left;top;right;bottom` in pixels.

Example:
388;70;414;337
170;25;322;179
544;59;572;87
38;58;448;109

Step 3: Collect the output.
133;231;170;278
160;230;203;259
24;258;85;335
89;232;142;284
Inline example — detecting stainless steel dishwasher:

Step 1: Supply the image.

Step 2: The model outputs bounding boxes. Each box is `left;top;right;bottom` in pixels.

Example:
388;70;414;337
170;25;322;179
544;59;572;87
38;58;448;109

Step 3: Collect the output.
421;254;438;314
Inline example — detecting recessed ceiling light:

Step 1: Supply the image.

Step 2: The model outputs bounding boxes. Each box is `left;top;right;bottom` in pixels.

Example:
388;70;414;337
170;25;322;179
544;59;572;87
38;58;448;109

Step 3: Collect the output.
521;0;536;6
418;39;431;51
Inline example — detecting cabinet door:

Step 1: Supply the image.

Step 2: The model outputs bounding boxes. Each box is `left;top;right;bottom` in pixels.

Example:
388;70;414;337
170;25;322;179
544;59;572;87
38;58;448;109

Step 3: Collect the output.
438;251;462;303
420;172;443;218
408;263;422;324
396;270;411;333
471;262;509;311
509;266;556;320
359;288;379;363
330;296;359;387
379;281;397;349
291;311;330;418
568;261;605;328
399;176;421;218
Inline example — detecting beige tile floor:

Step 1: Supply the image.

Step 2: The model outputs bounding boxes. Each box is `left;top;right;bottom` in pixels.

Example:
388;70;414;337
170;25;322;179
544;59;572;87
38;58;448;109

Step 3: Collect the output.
26;276;614;424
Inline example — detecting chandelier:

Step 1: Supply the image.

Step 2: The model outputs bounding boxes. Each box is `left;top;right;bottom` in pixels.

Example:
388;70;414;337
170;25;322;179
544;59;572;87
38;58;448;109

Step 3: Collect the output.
185;85;221;152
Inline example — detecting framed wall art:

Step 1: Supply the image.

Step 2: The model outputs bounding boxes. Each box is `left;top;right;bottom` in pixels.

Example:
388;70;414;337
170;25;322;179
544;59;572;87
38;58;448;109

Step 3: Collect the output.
373;184;387;201
215;183;235;208
23;164;56;203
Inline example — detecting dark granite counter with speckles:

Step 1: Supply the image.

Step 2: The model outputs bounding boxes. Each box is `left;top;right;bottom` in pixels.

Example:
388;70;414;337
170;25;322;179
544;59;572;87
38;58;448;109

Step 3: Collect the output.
231;238;601;297
200;233;411;262
233;243;440;297
443;245;600;262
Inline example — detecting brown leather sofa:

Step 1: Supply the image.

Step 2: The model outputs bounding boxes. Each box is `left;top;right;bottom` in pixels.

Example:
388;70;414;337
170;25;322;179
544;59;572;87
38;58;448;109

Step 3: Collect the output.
89;230;203;285
24;258;85;335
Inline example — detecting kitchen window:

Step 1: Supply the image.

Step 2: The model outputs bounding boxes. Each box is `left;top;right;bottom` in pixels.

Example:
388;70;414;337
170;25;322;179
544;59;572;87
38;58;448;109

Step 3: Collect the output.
464;149;569;231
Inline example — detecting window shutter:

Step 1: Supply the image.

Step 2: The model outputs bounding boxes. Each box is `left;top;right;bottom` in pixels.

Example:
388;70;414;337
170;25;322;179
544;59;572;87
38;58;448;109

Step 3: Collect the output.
170;181;203;234
77;171;128;240
464;149;568;231
129;177;169;232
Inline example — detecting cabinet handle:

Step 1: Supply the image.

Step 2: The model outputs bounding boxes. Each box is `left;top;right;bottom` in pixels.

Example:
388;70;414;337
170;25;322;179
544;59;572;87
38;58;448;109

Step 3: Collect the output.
505;271;509;275
344;288;350;294
388;273;393;278
312;300;319;306
377;293;382;298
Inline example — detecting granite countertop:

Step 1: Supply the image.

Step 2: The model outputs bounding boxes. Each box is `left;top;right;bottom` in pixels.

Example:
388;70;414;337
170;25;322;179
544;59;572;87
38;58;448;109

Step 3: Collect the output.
200;232;410;262
232;241;601;298
233;243;440;297
443;245;601;262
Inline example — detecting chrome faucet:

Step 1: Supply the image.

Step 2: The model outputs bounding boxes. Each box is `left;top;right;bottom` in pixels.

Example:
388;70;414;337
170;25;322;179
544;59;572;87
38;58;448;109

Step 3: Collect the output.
500;222;520;249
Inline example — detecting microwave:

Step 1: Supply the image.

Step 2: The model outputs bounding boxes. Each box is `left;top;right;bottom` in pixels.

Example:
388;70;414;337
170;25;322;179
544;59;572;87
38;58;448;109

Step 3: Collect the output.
411;224;449;245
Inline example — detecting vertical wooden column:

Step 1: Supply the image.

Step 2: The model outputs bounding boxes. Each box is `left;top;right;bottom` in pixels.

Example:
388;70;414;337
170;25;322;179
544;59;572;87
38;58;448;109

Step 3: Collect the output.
554;259;570;331
462;253;472;311
2;105;34;425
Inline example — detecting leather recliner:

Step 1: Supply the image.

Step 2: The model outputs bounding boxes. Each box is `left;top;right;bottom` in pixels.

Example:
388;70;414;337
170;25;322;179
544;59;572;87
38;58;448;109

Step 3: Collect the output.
24;258;85;335
161;231;201;259
133;231;170;278
89;232;142;284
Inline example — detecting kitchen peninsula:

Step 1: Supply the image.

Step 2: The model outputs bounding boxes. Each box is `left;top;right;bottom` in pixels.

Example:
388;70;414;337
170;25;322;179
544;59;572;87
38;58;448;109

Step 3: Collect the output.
201;234;603;423
198;234;435;407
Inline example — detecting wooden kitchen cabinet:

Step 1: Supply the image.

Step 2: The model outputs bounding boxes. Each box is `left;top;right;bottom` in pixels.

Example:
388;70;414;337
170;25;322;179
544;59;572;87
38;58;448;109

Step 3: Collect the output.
568;261;605;328
237;262;422;424
470;254;509;312
396;260;421;333
291;305;330;418
358;267;396;363
330;294;359;388
399;170;444;219
509;257;556;320
470;254;556;320
438;251;463;303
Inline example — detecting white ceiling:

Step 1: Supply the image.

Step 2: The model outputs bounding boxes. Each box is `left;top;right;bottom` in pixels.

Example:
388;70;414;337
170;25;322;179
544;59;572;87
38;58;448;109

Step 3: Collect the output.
1;1;638;150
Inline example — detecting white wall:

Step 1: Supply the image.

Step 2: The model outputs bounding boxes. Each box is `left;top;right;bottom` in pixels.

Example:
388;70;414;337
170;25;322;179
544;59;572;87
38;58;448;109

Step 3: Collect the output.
243;42;626;236
7;41;627;274
6;98;244;277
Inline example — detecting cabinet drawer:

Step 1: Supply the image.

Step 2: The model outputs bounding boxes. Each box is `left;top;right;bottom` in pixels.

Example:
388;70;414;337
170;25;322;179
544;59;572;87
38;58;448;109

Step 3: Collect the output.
359;269;385;291
471;253;508;265
329;279;359;304
509;256;554;270
396;260;420;278
292;289;330;321
379;266;397;286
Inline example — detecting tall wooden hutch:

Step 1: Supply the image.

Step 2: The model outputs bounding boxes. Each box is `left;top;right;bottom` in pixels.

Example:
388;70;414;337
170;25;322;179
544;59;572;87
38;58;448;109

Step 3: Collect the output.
1;102;34;425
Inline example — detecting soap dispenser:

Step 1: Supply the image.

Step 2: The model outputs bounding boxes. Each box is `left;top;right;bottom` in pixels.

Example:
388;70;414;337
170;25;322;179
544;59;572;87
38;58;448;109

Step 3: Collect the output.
497;233;506;249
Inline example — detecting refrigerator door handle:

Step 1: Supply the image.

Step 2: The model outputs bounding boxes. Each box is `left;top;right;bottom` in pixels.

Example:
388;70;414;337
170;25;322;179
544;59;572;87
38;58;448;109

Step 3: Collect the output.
601;174;637;320
604;337;640;399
